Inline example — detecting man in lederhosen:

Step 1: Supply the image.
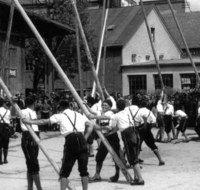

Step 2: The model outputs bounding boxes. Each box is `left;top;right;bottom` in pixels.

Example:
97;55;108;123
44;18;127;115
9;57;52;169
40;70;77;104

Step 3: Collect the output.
89;99;144;185
89;99;120;182
23;99;94;190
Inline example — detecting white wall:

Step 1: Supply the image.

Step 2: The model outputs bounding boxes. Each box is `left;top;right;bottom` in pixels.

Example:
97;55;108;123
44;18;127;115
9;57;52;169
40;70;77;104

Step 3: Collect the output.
122;9;181;66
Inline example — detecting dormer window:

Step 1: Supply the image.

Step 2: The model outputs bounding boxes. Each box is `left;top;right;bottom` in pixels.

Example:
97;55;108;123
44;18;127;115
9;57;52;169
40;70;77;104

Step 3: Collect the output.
107;25;115;31
150;27;155;42
146;55;150;61
131;54;137;62
159;54;164;60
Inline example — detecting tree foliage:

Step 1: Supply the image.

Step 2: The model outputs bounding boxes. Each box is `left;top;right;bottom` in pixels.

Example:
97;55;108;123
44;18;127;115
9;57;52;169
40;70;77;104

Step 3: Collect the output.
26;0;97;89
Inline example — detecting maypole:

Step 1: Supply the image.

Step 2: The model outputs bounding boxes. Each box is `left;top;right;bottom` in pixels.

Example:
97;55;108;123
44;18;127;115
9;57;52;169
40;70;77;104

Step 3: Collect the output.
70;0;104;100
167;0;200;87
140;0;165;90
0;0;15;87
12;0;133;184
91;0;109;97
0;78;60;175
101;0;110;88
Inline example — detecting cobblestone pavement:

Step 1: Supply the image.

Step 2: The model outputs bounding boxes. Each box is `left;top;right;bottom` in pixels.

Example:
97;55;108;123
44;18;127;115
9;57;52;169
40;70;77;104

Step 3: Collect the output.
0;128;199;190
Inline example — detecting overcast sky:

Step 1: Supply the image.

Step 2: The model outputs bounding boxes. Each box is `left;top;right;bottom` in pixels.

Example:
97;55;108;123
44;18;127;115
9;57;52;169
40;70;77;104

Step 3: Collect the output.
126;0;200;11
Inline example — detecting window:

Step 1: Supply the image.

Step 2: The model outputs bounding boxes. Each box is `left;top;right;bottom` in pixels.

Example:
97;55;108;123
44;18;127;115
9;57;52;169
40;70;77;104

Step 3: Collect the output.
107;25;115;31
150;27;155;42
25;61;33;71
154;74;173;89
131;54;137;62
159;54;164;60
129;75;147;95
146;55;150;61
180;74;197;92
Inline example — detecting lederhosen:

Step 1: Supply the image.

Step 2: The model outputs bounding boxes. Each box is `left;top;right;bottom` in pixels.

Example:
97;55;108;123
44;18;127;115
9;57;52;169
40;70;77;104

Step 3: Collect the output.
21;112;40;175
60;112;88;178
96;115;120;165
121;112;140;166
0;110;10;150
131;109;157;151
164;106;173;134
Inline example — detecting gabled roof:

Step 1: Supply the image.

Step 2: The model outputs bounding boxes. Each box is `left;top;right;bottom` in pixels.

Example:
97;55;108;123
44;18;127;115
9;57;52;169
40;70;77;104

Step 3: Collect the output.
162;12;200;49
89;5;154;47
0;0;74;37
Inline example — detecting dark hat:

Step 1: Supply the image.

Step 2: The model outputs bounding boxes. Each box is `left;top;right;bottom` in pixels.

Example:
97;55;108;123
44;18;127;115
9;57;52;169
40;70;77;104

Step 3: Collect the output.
103;99;112;108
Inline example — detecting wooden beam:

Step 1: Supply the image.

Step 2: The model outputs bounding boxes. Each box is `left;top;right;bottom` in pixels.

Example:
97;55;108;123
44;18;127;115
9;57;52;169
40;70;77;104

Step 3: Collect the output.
91;0;109;97
167;0;200;87
0;77;60;175
140;0;165;90
13;0;134;184
75;3;83;99
0;0;15;86
70;0;105;100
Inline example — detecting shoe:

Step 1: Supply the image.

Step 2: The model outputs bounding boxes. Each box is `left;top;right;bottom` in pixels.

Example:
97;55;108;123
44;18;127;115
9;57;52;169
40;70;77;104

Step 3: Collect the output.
0;161;3;165
183;140;189;143
159;161;165;166
110;174;119;182
130;180;145;185
89;175;101;182
89;154;94;157
139;158;144;163
4;160;8;164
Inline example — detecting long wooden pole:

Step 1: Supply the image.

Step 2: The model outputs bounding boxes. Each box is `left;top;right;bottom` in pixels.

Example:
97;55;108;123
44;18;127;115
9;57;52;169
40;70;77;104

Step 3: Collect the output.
0;0;15;86
0;77;60;175
167;0;200;87
140;0;165;90
75;17;84;99
13;0;133;183
70;0;104;100
101;0;110;88
91;0;109;97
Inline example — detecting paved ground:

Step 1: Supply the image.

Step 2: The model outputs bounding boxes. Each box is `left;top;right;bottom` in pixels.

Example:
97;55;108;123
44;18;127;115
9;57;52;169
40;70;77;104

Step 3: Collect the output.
0;128;200;190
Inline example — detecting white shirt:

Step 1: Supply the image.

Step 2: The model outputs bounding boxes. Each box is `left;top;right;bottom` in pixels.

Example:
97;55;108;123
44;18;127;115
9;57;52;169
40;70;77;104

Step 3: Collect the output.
110;110;133;132
164;104;174;116
125;105;141;126
100;110;115;133
135;107;156;124
50;109;89;136
157;100;164;113
175;110;187;118
0;107;11;124
21;108;39;132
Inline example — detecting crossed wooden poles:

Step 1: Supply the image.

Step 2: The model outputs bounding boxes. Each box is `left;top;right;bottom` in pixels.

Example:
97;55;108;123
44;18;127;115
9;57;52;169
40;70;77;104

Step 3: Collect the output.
0;0;199;189
0;0;134;188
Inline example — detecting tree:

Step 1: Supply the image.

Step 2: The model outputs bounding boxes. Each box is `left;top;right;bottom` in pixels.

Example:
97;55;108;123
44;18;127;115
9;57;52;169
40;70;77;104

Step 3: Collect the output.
25;0;97;89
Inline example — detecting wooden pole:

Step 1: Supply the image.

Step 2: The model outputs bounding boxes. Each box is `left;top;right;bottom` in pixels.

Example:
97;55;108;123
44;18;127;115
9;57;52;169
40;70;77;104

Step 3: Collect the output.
140;0;165;90
0;0;15;86
167;0;200;87
91;0;109;97
75;15;84;99
102;0;110;88
70;0;105;100
0;77;60;175
13;0;133;183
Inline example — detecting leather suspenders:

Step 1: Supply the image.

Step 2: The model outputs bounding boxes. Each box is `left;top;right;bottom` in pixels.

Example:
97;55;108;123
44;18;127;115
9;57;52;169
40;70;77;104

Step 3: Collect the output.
64;112;77;132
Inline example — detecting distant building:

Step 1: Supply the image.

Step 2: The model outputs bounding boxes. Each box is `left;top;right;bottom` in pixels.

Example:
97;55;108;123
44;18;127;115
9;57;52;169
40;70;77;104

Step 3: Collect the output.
0;0;74;96
68;5;200;95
